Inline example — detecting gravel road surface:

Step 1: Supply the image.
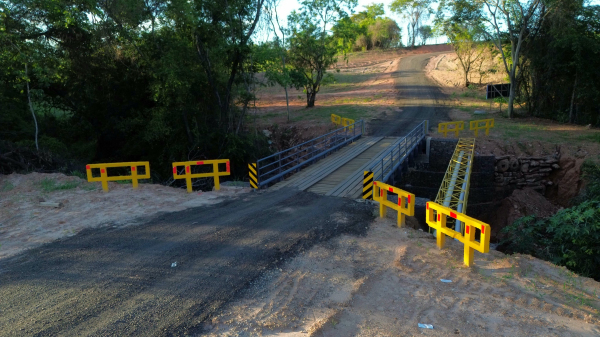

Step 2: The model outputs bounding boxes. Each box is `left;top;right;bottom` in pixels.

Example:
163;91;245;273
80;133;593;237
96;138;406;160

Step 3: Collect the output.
0;188;373;336
369;52;449;136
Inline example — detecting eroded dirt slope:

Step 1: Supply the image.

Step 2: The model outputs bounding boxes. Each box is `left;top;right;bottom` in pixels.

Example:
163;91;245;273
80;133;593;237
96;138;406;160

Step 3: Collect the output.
206;216;600;337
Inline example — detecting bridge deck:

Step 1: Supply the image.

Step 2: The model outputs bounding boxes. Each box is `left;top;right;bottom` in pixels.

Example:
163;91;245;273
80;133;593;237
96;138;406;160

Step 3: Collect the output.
273;136;398;198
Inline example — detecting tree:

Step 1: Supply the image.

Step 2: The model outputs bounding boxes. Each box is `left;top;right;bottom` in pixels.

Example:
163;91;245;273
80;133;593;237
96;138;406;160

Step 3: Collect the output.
475;0;547;118
287;0;357;107
390;0;432;48
264;0;292;122
417;25;433;45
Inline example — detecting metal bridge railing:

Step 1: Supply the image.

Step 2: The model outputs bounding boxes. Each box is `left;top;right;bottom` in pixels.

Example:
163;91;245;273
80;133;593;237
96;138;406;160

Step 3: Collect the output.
368;120;428;183
256;120;364;187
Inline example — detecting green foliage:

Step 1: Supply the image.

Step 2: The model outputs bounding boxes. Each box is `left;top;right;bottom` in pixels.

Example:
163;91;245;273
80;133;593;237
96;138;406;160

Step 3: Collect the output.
69;170;87;180
1;181;15;192
389;0;433;48
332;3;401;52
39;178;79;192
575;158;600;203
0;0;270;187
501;201;600;281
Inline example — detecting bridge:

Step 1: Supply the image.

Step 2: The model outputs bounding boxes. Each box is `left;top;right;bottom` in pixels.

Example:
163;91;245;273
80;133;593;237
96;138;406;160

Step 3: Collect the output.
251;120;428;198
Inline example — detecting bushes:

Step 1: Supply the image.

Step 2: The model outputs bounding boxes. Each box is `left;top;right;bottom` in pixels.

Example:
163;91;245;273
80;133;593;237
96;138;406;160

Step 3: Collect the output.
501;201;600;280
502;158;600;280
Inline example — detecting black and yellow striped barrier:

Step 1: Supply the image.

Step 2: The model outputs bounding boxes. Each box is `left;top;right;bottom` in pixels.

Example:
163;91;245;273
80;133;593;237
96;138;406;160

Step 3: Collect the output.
362;171;374;199
248;163;258;189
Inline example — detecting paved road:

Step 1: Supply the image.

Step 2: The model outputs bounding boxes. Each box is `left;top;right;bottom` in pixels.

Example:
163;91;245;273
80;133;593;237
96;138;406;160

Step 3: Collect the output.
0;188;372;336
0;51;446;337
369;52;449;137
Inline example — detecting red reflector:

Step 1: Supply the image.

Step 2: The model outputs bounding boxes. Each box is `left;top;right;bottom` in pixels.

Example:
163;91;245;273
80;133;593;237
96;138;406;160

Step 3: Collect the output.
466;226;470;234
388;187;393;192
131;166;136;171
380;190;383;197
86;165;90;170
186;166;190;173
226;162;230;173
426;203;429;209
438;214;441;222
481;226;485;234
374;181;377;185
197;161;203;165
101;168;105;173
450;212;457;219
408;195;411;203
173;167;177;174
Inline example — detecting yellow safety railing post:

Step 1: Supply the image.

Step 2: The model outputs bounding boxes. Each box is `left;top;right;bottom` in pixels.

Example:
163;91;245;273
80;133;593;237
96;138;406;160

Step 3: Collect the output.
100;167;108;192
86;162;151;192
425;201;491;267
469;119;494;137
438;121;465;137
131;165;138;189
173;159;230;193
373;181;415;227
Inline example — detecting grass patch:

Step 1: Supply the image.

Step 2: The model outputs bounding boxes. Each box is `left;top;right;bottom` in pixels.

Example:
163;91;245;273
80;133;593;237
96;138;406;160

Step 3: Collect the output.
69;170;87;180
1;181;15;192
578;133;600;143
116;179;132;184
40;178;80;192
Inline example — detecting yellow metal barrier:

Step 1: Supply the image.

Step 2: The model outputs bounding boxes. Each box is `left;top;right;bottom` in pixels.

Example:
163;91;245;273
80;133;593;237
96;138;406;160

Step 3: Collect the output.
248;163;258;189
331;114;342;125
86;162;150;192
362;171;374;199
469;118;494;136
373;181;415;227
172;159;230;192
438;121;464;137
425;201;491;266
342;117;355;130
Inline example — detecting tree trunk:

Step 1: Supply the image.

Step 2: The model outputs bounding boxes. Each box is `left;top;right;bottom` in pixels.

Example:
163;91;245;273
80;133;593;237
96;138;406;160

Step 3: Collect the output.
25;64;39;151
507;74;516;118
306;91;316;108
569;74;577;123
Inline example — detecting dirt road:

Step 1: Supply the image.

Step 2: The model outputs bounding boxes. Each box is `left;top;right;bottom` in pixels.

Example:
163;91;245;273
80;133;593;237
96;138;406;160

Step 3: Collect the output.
369;52;449;137
0;188;373;336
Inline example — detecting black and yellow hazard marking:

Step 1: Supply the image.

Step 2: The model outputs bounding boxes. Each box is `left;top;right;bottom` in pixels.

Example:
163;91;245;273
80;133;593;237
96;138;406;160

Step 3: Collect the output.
249;163;258;189
362;171;374;199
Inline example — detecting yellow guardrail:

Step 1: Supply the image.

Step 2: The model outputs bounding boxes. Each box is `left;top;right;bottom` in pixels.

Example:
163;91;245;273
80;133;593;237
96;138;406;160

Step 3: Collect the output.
373;181;415;227
342;117;355;130
438;121;464;137
469;118;494;136
86;162;150;192
172;159;230;192
425;201;491;266
331;114;342;125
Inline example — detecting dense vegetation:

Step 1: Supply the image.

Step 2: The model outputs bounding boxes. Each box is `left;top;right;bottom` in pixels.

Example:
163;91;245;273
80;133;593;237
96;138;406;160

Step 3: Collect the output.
502;159;600;280
437;0;600;124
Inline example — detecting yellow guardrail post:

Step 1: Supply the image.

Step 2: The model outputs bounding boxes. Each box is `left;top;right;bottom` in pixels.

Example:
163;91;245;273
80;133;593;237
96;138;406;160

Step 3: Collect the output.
362;171;374;199
425;201;491;266
438;121;465;137
469;118;494;136
331;114;341;125
372;181;415;227
342;118;355;130
248;163;258;189
86;162;151;192
172;159;230;193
